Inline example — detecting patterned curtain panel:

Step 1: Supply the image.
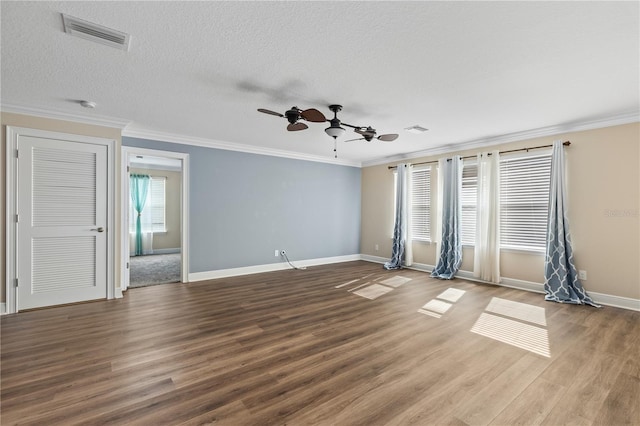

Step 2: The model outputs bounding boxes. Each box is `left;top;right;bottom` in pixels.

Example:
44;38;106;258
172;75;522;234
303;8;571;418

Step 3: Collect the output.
473;151;501;283
385;164;411;270
544;141;599;307
431;157;463;279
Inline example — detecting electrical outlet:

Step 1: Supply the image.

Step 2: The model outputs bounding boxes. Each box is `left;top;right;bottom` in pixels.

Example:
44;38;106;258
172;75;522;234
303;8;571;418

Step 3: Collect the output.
375;244;379;251
275;249;279;257
579;270;587;280
280;250;286;256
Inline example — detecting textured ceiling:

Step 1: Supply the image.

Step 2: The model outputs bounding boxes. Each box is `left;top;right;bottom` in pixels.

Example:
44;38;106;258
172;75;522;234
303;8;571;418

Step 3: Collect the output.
1;1;638;165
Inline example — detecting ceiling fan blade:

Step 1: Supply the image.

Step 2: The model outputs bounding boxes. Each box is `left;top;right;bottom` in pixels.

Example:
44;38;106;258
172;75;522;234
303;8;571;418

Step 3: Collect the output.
300;108;326;123
378;134;399;142
258;108;284;117
287;122;308;131
354;128;372;136
344;137;364;142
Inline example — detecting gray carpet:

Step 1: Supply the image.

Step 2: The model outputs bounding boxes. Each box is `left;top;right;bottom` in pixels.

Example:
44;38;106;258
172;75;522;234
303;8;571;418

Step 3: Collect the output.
129;253;181;288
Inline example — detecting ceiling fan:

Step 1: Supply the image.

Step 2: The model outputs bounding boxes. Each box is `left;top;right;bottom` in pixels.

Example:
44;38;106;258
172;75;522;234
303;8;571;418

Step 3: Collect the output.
257;106;326;131
258;103;399;157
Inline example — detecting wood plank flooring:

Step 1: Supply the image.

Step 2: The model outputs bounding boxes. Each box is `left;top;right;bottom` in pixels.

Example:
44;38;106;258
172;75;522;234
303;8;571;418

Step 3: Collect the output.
1;261;639;425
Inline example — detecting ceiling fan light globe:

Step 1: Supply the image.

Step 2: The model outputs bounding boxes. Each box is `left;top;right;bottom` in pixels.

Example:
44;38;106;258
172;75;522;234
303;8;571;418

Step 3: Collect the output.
325;125;345;138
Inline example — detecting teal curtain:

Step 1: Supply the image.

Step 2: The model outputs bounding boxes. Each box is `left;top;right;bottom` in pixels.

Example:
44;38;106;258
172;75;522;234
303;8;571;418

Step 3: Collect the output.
130;174;151;256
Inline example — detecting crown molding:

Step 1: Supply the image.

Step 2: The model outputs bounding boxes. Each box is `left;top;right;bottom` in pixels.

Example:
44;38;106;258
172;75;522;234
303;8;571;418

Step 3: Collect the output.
1;103;361;167
1;103;131;129
123;127;362;168
362;110;640;167
5;103;636;170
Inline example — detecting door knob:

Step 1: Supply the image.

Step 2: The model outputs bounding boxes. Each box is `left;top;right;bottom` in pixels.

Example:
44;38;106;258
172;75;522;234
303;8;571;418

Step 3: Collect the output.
91;227;105;232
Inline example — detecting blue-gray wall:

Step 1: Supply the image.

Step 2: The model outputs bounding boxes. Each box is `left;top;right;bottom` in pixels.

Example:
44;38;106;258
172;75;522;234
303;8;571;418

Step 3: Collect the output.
123;137;361;273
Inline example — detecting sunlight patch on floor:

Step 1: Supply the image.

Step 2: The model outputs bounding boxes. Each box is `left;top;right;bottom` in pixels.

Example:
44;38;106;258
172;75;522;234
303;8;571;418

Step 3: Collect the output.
417;288;466;318
417;309;443;318
380;276;412;288
336;274;412;300
353;284;394;300
486;297;547;326
436;288;466;303
335;279;359;289
418;299;453;318
470;297;550;357
347;282;372;293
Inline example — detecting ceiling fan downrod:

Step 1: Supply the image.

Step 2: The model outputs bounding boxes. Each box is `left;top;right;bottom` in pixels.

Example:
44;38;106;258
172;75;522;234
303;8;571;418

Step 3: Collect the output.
325;104;346;140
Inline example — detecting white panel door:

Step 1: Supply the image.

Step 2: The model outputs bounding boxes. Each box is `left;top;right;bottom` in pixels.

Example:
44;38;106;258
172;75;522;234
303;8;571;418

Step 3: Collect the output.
17;136;108;310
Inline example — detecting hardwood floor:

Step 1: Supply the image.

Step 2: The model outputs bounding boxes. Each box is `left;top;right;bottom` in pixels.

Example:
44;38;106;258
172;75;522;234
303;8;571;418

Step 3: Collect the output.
1;261;639;425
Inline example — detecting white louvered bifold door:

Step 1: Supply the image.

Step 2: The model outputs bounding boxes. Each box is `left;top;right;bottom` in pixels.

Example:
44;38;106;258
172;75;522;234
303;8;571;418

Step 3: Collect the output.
17;136;107;310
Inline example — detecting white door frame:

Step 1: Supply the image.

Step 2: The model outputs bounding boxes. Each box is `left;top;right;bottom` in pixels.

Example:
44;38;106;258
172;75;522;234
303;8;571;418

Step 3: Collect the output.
5;126;116;314
121;147;189;290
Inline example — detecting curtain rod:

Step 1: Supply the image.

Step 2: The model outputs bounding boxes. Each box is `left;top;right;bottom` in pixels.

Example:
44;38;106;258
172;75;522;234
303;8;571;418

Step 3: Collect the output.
387;141;571;170
130;173;167;178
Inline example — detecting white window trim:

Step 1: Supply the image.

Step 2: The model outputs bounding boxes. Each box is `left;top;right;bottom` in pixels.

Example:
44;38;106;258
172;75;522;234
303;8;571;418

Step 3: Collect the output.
499;149;552;253
410;165;432;242
393;166;433;243
456;150;553;253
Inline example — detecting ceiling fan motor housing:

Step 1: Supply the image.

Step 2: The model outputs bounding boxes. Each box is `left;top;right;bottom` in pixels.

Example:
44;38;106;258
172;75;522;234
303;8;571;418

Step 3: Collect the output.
328;118;341;128
285;107;301;124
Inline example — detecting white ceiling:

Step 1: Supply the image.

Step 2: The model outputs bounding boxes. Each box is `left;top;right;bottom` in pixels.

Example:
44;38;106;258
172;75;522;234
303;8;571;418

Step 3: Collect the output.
1;1;638;166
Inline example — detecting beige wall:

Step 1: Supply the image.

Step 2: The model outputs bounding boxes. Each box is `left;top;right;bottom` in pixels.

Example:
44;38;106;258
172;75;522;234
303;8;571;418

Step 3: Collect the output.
2;112;638;305
361;122;640;300
129;167;181;251
1;120;4;305
1;112;123;304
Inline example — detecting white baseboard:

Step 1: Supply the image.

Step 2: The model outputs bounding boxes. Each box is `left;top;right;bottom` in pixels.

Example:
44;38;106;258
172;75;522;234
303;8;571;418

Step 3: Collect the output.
588;291;640;311
360;254;434;274
407;262;435;273
189;254;361;282
359;255;639;311
498;276;545;294
1;303;6;315
495;277;639;311
152;248;181;254
363;257;477;282
359;254;389;264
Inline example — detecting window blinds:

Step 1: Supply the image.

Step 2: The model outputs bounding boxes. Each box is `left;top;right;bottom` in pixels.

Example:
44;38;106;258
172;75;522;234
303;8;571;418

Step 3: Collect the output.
149;177;166;232
411;167;431;241
461;162;478;246
499;154;551;251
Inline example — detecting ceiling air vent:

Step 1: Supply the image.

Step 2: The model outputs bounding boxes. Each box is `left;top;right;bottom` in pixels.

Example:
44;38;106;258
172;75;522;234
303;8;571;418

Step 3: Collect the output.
62;14;131;51
404;125;429;134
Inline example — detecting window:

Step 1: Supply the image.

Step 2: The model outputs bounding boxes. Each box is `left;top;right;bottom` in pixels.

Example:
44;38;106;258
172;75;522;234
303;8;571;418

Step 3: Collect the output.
460;162;477;245
149;177;166;232
129;176;166;233
500;153;551;251
391;167;432;241
411;167;431;241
